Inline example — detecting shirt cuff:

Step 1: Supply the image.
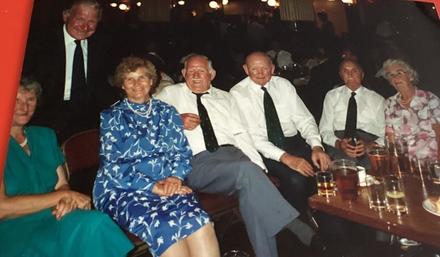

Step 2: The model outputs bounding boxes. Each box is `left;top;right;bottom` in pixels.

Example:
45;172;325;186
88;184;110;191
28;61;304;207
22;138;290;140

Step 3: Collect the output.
272;148;287;162
309;138;323;149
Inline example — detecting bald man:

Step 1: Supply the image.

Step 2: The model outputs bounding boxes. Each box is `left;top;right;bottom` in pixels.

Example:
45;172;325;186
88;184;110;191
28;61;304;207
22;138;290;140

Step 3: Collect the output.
230;52;330;214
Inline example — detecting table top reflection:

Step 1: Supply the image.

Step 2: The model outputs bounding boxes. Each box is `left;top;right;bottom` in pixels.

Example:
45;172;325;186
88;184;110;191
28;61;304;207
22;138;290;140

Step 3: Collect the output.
308;175;440;248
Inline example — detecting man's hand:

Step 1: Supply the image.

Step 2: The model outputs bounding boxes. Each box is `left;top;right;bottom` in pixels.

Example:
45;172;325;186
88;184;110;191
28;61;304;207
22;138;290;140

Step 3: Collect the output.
311;146;331;171
280;153;314;177
180;113;201;130
337;138;365;158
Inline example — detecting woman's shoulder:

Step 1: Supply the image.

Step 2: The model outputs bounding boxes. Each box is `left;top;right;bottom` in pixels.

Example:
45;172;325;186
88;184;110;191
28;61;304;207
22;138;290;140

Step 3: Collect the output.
101;100;125;115
25;126;57;139
152;98;179;114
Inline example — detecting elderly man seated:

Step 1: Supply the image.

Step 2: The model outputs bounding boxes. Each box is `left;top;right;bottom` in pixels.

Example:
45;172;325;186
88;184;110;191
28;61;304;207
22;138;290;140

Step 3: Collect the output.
319;59;385;167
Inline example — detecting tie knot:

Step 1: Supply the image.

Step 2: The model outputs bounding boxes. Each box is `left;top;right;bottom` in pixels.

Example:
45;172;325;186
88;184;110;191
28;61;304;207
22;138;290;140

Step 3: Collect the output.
351;92;356;97
193;92;208;99
74;40;81;46
261;87;268;93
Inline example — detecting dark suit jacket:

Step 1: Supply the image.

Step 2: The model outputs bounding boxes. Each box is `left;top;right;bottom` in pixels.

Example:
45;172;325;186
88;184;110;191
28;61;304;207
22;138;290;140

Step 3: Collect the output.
25;26;117;141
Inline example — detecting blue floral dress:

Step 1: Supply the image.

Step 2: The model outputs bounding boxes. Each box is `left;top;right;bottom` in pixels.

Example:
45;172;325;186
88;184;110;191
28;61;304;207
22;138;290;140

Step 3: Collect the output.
93;98;210;257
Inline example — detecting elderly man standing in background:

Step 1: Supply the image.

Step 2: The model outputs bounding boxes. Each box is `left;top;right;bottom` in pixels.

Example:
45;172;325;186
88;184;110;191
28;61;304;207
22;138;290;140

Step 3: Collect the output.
230;51;330;215
319;59;385;167
156;54;324;257
25;0;113;141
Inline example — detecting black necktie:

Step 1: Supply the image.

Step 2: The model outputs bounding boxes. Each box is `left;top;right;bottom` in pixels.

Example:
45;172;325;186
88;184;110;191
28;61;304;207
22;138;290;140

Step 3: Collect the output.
194;93;219;152
344;92;357;138
261;87;284;148
71;40;86;103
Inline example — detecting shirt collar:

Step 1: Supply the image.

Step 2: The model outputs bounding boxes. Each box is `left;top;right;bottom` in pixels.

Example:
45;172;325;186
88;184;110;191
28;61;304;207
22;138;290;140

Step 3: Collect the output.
63;25;87;47
343;85;364;95
183;83;214;96
247;76;272;93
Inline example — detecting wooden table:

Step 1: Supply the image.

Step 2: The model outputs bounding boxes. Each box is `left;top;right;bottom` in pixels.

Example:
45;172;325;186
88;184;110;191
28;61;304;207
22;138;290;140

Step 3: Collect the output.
309;176;440;248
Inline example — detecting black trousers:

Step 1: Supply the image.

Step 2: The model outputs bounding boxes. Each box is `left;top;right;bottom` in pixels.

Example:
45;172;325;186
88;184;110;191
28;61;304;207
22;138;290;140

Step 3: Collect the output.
262;135;316;214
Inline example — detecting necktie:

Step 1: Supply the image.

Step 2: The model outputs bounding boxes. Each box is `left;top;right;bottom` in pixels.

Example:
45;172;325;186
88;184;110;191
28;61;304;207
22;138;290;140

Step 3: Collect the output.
71;40;86;103
344;92;357;138
194;92;219;152
261;87;285;148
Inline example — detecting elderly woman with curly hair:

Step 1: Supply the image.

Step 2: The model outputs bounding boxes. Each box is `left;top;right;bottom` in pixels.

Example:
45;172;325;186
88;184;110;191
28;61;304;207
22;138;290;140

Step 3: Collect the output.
377;59;440;160
93;56;220;257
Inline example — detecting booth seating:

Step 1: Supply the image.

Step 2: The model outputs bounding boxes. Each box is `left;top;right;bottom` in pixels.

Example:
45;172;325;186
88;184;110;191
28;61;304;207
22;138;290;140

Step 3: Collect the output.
62;129;240;256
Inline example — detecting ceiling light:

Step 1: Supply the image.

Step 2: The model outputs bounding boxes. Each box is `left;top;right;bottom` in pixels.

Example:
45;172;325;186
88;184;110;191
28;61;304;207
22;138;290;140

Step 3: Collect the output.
267;0;277;7
119;3;129;11
110;2;118;7
178;0;185;5
222;0;229;5
136;1;142;7
209;1;220;9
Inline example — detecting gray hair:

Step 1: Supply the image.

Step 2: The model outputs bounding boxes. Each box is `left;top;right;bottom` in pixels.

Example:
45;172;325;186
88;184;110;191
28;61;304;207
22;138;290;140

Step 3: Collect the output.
181;54;214;71
63;0;102;21
20;77;43;100
376;59;419;85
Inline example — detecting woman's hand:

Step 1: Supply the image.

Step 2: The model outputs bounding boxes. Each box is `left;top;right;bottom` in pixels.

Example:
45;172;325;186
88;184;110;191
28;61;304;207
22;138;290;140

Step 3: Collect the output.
52;196;77;220
68;191;91;210
51;191;91;220
152;177;192;196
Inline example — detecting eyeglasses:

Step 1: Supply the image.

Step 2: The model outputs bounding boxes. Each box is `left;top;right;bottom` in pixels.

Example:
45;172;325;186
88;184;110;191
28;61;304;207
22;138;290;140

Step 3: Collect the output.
385;69;407;79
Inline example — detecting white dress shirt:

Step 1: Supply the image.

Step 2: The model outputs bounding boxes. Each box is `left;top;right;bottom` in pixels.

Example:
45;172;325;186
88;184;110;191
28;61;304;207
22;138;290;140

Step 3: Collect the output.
319;85;385;147
155;82;266;170
230;76;323;161
63;25;88;101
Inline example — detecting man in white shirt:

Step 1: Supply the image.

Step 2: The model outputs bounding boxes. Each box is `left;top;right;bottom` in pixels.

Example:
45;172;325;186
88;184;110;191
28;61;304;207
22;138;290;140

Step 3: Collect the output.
156;54;322;257
319;59;385;166
230;52;330;214
28;0;112;141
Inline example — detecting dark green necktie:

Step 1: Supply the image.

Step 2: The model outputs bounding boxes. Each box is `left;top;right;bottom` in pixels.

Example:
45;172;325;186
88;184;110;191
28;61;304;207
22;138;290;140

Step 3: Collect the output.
261;87;285;148
194;92;219;152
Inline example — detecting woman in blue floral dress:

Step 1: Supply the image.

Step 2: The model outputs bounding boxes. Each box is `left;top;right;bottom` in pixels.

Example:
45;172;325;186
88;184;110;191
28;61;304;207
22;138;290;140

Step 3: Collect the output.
93;57;220;257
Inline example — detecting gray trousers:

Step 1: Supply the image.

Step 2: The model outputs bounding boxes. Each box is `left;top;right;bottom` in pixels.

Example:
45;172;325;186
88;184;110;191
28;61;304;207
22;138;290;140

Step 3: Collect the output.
187;146;298;257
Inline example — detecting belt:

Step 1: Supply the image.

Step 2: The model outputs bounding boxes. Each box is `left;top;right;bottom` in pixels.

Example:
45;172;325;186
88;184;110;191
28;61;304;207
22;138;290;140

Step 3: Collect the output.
219;144;234;148
194;144;235;158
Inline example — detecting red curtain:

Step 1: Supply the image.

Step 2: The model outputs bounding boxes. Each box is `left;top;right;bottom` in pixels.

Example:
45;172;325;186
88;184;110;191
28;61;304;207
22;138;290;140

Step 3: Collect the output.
0;1;34;183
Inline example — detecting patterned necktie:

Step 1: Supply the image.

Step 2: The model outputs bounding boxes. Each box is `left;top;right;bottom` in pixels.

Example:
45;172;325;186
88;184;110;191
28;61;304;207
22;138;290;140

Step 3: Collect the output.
194;92;219;152
261;87;285;148
344;92;357;138
71;40;86;103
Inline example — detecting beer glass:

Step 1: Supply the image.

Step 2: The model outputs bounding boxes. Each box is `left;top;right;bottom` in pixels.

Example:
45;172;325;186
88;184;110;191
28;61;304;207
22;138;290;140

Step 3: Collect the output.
331;159;359;201
367;145;389;178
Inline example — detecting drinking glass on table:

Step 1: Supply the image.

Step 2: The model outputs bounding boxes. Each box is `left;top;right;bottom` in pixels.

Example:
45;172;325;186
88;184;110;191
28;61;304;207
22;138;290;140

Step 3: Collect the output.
428;159;440;184
395;137;412;175
367;145;390;178
316;171;336;197
411;157;429;178
367;180;387;211
331;159;359;201
384;175;408;216
386;136;401;176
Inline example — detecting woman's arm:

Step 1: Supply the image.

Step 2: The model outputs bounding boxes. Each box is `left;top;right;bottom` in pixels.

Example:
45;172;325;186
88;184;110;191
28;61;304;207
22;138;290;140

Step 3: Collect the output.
0;178;68;220
0;165;90;220
52;166;91;220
